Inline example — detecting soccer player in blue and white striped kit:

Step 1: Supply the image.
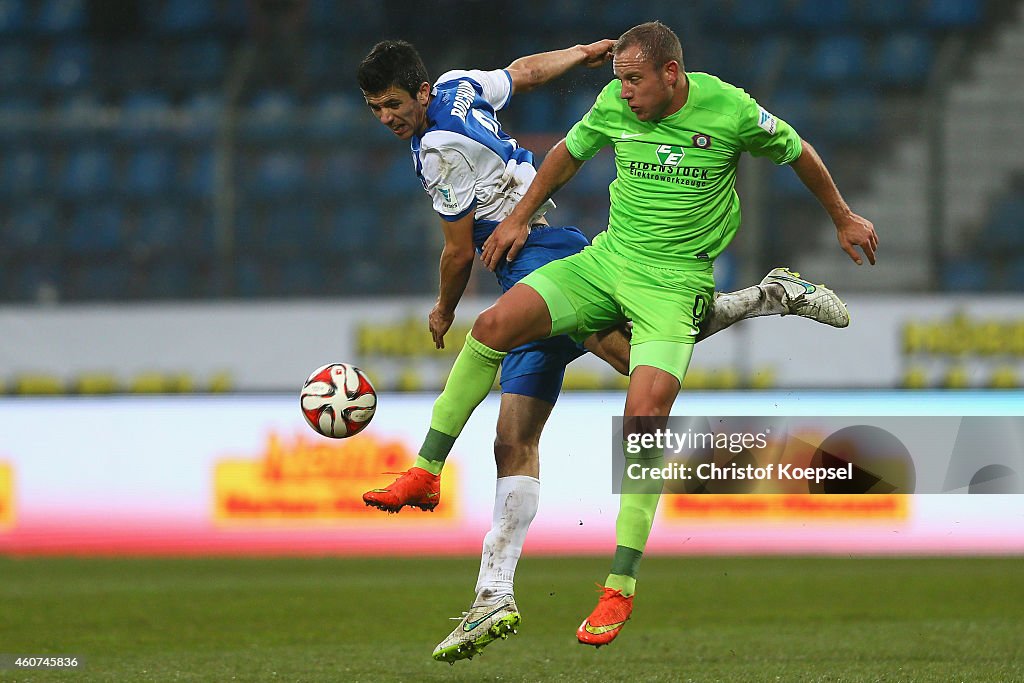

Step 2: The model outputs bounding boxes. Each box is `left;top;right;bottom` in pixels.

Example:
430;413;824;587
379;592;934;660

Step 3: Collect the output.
356;39;849;661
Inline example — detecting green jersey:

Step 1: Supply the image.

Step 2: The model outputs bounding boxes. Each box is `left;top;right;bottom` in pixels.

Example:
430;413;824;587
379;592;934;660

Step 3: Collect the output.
564;72;803;267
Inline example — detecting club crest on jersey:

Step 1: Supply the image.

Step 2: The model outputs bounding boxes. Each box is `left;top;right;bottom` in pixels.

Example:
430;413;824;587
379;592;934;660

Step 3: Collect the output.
692;133;712;149
655;144;685;166
757;106;777;135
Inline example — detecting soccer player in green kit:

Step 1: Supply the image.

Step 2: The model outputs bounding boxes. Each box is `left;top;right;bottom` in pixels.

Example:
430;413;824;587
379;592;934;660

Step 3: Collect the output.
465;20;878;646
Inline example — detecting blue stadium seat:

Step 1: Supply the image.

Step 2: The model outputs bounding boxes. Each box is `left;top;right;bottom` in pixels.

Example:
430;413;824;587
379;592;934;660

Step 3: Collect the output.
308;0;345;29
0;44;32;90
1;147;47;196
856;0;913;26
689;39;731;77
323;204;379;250
178;148;215;198
11;263;61;301
248;150;305;197
55;92;105;141
763;88;816;139
134;203;184;250
262;203;316;250
513;90;556;133
230;205;259;250
0;0;26;34
217;0;247;34
118;92;173;141
68;263;129;300
178;92;223;142
143;261;192;299
381;154;421;196
982;196;1024;251
727;35;788;89
924;0;983;27
243;90;298;141
316;150;363;194
59;146;114;198
41;41;92;90
769;162;810;198
942;258;990;291
559;92;598;132
156;0;215;33
123;147;175;197
822;89;879;141
307;93;359;140
5;202;57;248
191;206;216;251
1004;258;1024;290
791;0;852;28
385;205;431;250
104;41;159;91
876;32;934;86
233;255;264;297
170;39;225;87
278;257;322;296
571;152;614;195
35;0;85;34
306;41;344;86
728;0;785;31
67;204;124;252
0;97;38;141
809;35;866;84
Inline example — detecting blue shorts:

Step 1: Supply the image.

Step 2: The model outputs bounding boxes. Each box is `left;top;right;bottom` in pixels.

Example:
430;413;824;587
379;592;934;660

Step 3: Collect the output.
475;223;590;405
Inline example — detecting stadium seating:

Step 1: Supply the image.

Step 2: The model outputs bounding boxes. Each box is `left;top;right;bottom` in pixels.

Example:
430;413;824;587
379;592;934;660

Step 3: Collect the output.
941;258;991;291
0;0;1009;301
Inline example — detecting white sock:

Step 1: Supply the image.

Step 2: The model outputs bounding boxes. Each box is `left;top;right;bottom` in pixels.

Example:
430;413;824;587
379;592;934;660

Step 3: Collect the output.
474;475;540;601
698;284;788;340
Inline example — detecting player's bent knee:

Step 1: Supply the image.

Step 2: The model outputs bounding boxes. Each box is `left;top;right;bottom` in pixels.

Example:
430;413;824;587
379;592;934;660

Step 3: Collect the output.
473;294;552;350
472;308;513;350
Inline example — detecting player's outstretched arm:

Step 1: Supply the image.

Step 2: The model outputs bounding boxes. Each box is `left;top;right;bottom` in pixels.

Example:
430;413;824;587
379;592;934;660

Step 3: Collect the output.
431;213;476;349
482;139;585;270
790;139;879;265
505;39;615;94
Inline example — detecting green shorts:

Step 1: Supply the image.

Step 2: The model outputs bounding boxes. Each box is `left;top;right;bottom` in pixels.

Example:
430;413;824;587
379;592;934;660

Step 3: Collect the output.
519;242;715;385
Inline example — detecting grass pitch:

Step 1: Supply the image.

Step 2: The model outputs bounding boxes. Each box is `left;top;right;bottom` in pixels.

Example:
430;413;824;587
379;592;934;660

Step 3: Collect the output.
1;555;1022;682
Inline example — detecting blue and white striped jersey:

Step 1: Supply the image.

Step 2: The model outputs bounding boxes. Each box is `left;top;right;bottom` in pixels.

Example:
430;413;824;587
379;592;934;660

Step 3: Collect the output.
411;68;555;246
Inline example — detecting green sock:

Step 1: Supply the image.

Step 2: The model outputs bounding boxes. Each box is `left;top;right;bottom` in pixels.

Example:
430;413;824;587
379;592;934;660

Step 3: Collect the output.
605;444;664;596
414;332;506;475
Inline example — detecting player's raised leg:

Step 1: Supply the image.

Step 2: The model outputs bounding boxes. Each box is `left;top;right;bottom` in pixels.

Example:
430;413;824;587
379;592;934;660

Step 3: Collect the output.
697;269;849;341
363;284;553;512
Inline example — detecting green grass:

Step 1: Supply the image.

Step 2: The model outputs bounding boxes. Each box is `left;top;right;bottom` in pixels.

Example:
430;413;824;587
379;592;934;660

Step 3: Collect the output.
1;556;1022;682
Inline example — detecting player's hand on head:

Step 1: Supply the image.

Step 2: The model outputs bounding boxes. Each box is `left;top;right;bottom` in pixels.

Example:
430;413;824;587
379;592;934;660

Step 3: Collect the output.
580;39;616;68
835;213;878;265
429;304;455;349
482;218;530;271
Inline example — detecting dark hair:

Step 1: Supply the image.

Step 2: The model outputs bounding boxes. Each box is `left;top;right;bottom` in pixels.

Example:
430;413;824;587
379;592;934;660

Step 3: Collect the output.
357;40;430;97
614;21;684;71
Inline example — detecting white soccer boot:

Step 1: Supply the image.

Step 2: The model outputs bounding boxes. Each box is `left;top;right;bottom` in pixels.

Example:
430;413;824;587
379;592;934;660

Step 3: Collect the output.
432;593;521;663
760;267;850;328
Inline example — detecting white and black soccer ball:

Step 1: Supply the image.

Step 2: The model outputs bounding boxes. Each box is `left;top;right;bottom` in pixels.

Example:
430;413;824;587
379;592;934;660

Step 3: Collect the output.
300;363;377;439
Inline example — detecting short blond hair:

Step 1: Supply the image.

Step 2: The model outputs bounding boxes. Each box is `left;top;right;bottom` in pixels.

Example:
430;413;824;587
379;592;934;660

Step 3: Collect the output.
615;21;684;71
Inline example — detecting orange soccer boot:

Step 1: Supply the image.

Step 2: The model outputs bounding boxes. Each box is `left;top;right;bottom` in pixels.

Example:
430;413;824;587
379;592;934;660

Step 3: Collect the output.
576;586;634;647
362;467;441;513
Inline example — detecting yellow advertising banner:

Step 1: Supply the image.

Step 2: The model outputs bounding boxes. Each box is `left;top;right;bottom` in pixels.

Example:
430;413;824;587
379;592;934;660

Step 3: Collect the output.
214;432;456;523
663;494;909;521
0;462;13;529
